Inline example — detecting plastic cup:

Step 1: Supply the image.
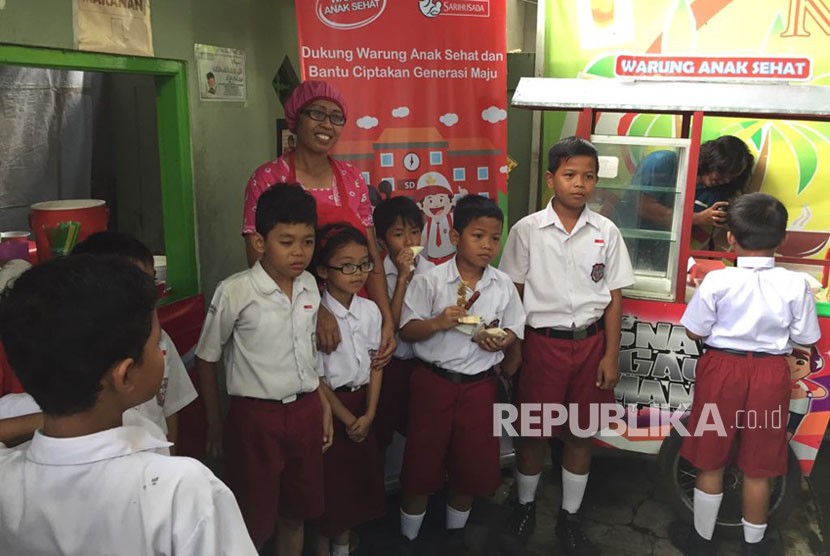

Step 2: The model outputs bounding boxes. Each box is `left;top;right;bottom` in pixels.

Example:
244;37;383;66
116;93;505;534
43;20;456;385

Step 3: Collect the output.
1;231;31;243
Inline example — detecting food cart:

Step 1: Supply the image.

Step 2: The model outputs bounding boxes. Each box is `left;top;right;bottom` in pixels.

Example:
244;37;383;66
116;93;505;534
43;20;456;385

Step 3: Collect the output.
511;77;830;536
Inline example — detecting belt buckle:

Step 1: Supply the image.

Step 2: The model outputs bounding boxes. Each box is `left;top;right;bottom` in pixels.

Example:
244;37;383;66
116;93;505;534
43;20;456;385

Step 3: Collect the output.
573;327;588;340
281;394;298;404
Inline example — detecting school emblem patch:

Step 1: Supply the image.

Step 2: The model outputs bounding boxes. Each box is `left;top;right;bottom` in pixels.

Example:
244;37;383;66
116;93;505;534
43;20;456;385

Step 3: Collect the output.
591;263;605;283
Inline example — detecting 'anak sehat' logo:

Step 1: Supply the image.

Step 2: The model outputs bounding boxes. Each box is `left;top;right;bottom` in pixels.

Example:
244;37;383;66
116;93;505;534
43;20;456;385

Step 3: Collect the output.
419;0;442;17
316;0;386;30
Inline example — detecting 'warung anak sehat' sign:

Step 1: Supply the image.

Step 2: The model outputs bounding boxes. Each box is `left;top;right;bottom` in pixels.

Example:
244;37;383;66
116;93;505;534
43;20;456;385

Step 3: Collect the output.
615;54;812;81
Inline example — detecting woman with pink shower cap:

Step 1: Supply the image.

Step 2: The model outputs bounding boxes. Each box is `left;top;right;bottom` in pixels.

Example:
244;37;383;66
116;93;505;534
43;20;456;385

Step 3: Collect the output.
241;80;396;363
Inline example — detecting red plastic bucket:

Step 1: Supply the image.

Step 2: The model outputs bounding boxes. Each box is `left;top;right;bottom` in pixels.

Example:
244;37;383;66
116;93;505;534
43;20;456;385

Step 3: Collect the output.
29;200;109;262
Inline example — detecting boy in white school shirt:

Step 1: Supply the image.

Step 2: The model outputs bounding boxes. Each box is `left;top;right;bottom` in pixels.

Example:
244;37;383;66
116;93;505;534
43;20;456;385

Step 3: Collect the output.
0;232;199;451
71;231;198;447
499;136;635;555
670;193;820;556
396;194;526;555
372;196;435;451
0;255;256;556
195;184;333;555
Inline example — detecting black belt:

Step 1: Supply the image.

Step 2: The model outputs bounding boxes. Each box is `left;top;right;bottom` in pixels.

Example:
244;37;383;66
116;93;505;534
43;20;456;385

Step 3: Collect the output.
704;345;782;358
242;391;310;404
423;361;492;384
334;384;365;393
530;317;604;340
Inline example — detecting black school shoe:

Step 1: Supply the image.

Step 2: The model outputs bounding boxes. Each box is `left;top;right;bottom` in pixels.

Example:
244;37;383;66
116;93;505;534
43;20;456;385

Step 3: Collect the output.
743;537;775;556
667;521;716;556
555;509;601;556
444;527;470;555
393;534;418;556
498;501;536;552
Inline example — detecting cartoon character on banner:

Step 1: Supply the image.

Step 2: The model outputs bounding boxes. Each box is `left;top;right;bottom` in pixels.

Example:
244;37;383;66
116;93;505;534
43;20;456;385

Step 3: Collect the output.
415;172;466;262
787;344;827;440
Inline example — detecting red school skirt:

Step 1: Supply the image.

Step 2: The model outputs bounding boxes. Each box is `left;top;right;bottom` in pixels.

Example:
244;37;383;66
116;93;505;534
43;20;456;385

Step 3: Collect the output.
313;386;386;538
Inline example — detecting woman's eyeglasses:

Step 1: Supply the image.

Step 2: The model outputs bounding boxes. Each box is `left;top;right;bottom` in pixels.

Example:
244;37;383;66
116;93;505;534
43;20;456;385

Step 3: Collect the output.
302;108;346;126
326;261;374;275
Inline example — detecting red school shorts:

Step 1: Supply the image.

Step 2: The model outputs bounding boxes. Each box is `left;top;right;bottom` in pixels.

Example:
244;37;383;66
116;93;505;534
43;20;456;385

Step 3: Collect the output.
374;357;416;450
223;392;325;549
312;387;385;538
401;364;501;497
517;328;614;438
680;350;791;478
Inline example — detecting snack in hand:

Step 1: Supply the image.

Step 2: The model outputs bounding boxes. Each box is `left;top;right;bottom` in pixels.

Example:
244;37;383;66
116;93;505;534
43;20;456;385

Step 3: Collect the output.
409;246;424;271
458;315;482;325
472;324;508;342
457;280;469;307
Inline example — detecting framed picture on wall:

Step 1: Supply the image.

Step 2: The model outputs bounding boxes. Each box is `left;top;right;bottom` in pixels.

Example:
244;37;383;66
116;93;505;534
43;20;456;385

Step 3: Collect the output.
276;119;296;158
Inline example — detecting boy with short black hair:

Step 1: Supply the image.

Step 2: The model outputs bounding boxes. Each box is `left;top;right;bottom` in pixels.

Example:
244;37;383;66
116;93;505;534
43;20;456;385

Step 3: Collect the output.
196;184;333;556
670;193;820;556
372;196;434;451
0;255;256;555
499;136;635;555
396;194;526;555
71;231;197;448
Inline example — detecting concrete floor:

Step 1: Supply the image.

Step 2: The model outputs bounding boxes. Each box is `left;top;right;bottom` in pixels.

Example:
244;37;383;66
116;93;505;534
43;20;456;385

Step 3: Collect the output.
327;444;829;555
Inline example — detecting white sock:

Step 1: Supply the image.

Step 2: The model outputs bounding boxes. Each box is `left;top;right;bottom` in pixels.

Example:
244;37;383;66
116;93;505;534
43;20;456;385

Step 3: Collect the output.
516;471;541;504
331;543;349;556
561;468;589;514
693;489;723;541
401;508;425;540
446;505;471;530
742;518;767;544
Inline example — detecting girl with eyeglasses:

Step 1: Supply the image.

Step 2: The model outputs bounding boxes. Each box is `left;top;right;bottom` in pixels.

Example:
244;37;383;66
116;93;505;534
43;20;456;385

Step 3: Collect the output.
241;80;397;380
309;220;386;556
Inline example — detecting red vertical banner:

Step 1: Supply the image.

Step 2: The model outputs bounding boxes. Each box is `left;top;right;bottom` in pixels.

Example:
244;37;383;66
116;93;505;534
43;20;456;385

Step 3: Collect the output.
295;1;507;262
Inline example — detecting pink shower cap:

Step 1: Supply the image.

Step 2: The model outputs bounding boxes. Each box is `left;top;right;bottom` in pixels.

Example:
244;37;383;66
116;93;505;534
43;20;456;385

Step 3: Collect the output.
284;80;348;133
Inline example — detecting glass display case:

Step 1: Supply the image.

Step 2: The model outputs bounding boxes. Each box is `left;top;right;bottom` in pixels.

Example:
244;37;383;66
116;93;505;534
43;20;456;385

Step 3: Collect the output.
590;135;690;302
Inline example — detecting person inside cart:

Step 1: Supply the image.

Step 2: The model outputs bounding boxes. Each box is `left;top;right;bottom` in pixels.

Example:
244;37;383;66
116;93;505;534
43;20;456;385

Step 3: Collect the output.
615;135;754;255
499;136;635;555
670;193;820;556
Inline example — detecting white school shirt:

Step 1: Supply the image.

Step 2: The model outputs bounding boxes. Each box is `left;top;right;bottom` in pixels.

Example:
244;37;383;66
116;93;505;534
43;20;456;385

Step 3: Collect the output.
499;203;635;329
133;329;197;435
0;425;257;556
316;292;382;390
401;259;526;375
681;257;820;354
0;393;171;455
195;262;320;401
384;254;436;360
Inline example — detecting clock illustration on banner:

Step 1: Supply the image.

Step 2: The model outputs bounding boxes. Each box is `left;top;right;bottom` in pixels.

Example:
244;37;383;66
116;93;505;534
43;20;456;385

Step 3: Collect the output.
403;152;421;172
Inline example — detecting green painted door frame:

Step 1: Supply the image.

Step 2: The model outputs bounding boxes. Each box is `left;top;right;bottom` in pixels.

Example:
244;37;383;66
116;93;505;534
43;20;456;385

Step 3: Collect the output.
0;44;198;302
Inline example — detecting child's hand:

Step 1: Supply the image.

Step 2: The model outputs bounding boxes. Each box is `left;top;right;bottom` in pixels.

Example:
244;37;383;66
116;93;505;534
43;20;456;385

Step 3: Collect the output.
436;305;467;330
206;421;223;459
477;335;506;352
596;354;620;390
476;329;515;353
322;404;334;453
394;248;416;279
347;415;373;442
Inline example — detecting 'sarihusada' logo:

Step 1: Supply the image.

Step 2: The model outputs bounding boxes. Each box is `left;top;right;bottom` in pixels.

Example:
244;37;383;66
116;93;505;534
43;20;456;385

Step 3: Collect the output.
420;0;490;18
419;0;442;17
316;0;386;30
